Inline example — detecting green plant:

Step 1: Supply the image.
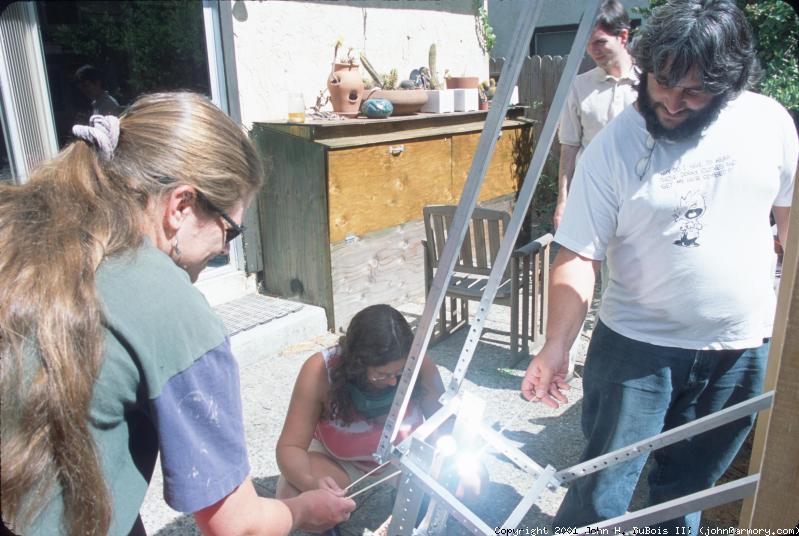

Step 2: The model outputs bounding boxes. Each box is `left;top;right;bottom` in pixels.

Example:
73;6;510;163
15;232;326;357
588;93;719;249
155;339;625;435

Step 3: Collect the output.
428;44;441;89
51;1;208;103
333;39;356;65
480;79;496;100
474;1;496;54
381;68;398;91
511;111;559;239
745;0;799;113
630;0;665;19
359;53;383;88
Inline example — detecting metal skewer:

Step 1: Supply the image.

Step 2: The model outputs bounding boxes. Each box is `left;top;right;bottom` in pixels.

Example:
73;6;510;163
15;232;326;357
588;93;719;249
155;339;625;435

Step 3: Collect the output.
346;470;402;500
343;459;394;492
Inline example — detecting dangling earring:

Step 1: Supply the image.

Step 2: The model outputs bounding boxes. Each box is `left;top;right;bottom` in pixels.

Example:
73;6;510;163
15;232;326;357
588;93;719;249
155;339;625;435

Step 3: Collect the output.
173;237;182;261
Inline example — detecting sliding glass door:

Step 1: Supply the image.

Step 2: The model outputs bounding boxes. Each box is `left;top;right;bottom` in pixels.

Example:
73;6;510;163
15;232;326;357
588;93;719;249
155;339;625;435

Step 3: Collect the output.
2;0;244;274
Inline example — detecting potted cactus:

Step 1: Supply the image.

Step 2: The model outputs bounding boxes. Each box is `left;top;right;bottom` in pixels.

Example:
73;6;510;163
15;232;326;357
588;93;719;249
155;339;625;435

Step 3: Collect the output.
421;44;455;113
478;79;496;110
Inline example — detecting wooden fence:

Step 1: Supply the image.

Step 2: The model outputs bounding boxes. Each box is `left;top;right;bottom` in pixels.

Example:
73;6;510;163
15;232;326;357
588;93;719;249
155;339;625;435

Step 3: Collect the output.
489;55;594;237
489;54;593;121
489;55;571;234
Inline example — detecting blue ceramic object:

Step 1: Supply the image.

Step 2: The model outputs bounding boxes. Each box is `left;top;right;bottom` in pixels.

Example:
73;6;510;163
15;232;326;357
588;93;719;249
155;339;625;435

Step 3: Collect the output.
361;98;393;118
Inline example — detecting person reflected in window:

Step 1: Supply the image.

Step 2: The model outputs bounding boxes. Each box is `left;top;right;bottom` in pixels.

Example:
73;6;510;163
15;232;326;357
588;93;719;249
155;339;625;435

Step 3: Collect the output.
74;64;124;117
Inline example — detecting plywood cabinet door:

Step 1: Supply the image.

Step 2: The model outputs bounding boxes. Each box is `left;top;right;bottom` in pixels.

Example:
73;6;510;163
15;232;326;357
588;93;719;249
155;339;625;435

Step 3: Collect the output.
327;137;454;243
450;128;523;204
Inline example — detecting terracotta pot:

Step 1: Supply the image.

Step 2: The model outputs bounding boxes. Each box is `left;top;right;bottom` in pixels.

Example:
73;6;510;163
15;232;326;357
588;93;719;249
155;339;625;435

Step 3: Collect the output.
445;76;479;89
365;89;428;116
327;62;364;116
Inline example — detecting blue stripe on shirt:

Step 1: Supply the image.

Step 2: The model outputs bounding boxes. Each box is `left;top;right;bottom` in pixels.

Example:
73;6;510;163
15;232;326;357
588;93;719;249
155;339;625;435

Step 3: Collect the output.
151;338;250;513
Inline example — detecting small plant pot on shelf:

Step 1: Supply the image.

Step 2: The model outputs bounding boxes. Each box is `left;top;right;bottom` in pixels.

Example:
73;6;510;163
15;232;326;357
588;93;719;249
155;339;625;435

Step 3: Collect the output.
422;89;455;113
445;76;479;89
453;88;479;112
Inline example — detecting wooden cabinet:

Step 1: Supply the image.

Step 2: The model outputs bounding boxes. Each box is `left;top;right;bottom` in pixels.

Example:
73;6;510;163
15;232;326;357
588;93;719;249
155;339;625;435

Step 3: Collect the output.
327;137;453;242
251;110;532;330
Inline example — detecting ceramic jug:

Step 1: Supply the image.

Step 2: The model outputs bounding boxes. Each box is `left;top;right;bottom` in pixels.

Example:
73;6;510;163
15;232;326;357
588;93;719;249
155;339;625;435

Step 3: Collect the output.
327;62;364;116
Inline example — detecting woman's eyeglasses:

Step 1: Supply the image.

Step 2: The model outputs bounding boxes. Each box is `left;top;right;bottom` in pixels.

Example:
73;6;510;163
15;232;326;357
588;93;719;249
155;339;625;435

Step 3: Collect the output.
153;176;245;244
635;134;656;181
197;192;245;243
368;371;403;384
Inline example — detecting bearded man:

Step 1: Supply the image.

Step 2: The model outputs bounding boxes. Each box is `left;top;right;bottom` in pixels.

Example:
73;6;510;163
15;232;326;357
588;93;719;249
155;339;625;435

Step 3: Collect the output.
520;0;798;532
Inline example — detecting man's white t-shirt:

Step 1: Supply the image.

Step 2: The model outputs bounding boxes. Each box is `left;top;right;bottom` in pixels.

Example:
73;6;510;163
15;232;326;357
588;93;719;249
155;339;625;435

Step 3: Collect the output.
556;91;797;350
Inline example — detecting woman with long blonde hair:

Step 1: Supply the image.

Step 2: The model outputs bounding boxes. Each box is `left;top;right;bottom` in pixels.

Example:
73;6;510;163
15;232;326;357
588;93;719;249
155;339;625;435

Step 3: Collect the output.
0;92;354;535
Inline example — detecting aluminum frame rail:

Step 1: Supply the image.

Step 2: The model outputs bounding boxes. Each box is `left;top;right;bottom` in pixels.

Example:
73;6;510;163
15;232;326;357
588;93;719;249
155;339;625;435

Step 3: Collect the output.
375;0;547;463
445;0;602;394
386;391;774;535
579;475;759;534
555;391;774;485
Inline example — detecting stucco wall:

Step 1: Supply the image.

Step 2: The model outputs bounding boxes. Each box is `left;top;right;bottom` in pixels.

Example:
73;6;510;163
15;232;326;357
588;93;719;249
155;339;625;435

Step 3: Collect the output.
231;0;489;126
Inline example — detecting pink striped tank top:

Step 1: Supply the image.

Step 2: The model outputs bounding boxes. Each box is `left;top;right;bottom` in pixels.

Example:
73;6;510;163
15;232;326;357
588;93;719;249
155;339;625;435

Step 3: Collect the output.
313;345;425;471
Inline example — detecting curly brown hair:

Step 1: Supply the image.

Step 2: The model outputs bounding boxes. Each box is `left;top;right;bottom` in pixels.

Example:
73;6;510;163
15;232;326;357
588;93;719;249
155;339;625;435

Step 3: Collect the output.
325;304;421;423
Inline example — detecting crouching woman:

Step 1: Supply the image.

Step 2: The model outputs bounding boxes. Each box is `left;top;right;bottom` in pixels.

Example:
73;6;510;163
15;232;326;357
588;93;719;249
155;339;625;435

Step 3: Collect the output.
276;304;444;500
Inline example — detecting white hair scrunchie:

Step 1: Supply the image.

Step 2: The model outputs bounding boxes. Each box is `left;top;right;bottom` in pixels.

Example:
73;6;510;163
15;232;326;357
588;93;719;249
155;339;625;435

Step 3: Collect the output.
72;114;120;160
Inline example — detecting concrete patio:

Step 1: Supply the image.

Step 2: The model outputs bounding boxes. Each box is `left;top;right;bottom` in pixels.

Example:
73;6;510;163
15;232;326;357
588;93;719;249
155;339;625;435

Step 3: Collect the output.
140;293;743;535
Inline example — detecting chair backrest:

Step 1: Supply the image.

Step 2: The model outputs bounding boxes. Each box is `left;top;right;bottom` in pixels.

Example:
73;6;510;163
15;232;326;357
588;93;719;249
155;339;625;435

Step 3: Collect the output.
423;205;511;277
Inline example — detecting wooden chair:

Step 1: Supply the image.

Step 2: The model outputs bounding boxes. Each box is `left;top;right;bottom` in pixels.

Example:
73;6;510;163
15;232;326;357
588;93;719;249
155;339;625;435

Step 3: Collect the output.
422;205;553;363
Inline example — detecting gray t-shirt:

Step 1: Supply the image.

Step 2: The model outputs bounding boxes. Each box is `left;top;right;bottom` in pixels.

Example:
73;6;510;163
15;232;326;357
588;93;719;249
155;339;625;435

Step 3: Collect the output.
27;242;249;534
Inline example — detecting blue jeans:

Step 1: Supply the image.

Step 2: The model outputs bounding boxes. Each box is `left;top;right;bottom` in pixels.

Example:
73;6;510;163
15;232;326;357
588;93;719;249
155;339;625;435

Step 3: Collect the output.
553;320;768;533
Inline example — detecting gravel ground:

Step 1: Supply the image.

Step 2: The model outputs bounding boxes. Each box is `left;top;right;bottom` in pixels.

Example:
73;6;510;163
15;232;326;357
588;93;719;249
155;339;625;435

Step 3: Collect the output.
141;292;741;535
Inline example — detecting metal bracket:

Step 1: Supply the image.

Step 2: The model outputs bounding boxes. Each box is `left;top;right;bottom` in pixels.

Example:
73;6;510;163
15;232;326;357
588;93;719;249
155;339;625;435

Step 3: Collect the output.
503;465;557;528
582;474;760;533
389;438;437;536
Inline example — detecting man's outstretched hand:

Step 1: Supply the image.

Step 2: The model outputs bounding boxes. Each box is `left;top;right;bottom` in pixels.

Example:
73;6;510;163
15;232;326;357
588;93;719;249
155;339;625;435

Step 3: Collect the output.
521;344;571;408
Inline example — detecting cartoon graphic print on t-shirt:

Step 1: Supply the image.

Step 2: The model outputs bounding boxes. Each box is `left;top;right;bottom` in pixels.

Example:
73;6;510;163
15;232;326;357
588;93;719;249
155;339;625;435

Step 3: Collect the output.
672;190;706;247
656;155;733;249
